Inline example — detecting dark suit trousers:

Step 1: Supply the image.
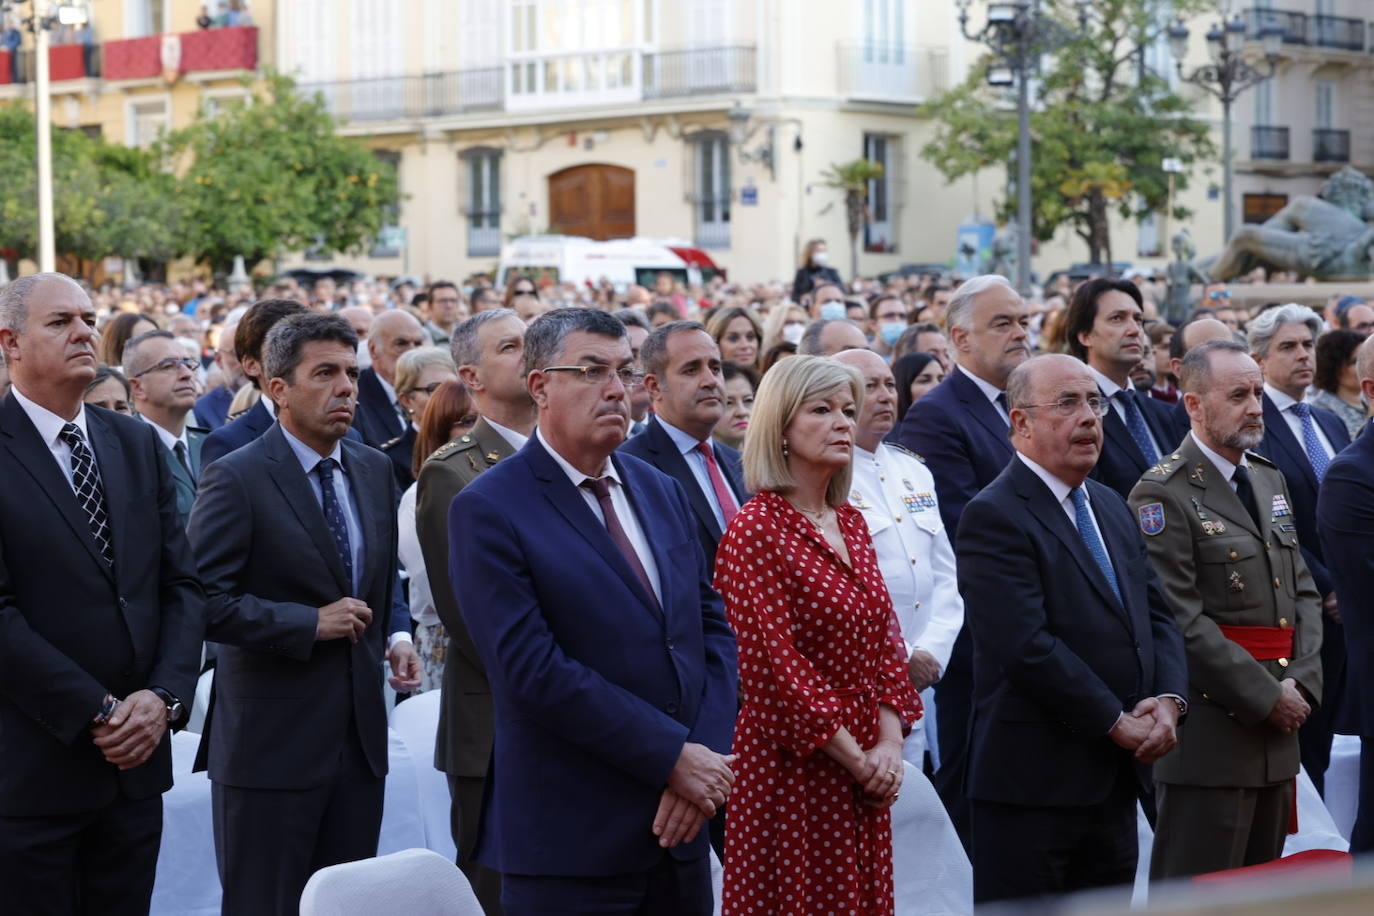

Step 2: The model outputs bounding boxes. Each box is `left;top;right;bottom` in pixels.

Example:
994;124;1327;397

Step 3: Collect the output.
0;794;161;916
1351;740;1374;854
213;729;383;916
501;853;711;916
1150;781;1290;880
448;774;504;915
933;628;973;850
971;778;1136;904
1298;616;1346;797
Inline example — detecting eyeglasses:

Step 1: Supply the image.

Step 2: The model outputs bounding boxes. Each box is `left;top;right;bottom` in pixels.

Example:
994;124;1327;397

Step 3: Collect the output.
133;357;198;378
1020;396;1109;417
412;381;448;395
541;365;645;388
1207;290;1232;300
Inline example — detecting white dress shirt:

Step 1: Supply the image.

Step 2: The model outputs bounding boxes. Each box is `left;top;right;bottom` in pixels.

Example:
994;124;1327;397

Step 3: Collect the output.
1264;383;1336;460
658;417;736;530
1016;452;1109;544
537;428;662;604
396;482;437;628
140;413;190;456
957;364;1010;424
485;416;531;452
1088;364;1163;456
9;384;89;491
1192;431;1244;490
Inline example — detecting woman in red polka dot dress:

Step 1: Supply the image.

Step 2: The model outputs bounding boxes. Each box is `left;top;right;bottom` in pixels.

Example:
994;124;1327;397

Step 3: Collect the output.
714;356;922;916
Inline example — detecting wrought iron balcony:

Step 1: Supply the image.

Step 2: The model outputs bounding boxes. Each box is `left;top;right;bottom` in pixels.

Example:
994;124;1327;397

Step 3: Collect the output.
836;42;947;101
1252;125;1290;160
1313;128;1351;163
641;45;756;99
298;69;504;122
1246;8;1308;45
1312;15;1364;51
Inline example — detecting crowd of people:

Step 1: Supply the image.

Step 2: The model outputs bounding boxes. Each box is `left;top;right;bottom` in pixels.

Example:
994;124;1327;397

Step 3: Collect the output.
2;246;1373;916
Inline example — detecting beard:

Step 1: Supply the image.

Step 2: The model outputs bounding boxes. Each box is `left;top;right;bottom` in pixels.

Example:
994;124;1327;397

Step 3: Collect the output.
1208;417;1264;452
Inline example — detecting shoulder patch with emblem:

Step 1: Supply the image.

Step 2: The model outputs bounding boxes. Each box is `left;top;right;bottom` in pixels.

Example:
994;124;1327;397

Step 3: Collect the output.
1137;502;1166;536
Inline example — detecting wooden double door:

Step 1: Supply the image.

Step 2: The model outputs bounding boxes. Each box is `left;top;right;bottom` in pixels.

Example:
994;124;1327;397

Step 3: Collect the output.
548;164;635;240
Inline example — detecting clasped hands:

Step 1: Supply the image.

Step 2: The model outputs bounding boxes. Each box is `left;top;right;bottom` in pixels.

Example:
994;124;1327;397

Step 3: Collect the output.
652;743;737;849
1109;696;1179;763
89;689;167;771
848;737;904;809
317;597;423;691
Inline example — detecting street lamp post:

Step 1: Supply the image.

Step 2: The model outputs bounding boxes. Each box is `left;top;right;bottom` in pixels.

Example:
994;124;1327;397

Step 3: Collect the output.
1169;15;1281;247
956;0;1080;295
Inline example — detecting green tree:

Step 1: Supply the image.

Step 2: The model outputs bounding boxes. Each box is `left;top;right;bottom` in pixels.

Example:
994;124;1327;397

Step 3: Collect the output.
921;0;1216;266
164;72;400;274
818;158;885;280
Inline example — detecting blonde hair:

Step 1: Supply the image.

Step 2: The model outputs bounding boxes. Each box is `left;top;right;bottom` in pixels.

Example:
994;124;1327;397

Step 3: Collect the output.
394;346;458;397
760;302;807;353
743;355;863;506
227;382;260;418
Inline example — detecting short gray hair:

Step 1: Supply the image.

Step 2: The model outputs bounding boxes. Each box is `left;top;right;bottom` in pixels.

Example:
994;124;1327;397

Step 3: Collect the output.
0;272;83;334
640;320;707;378
522;307;627;377
121;329;177;378
1247;303;1322;359
612;308;652;333
262;313;359;382
945;274;1014;333
450;308;517;367
1179;338;1249;393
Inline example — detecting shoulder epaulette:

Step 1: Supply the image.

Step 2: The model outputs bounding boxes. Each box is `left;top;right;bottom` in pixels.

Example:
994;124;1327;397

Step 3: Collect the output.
884;442;925;464
1244;451;1277;470
380;435;403;450
428;433;479;463
1147;450;1188;478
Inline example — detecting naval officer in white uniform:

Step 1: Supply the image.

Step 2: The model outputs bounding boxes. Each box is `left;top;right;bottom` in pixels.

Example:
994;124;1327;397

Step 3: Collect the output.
835;349;964;768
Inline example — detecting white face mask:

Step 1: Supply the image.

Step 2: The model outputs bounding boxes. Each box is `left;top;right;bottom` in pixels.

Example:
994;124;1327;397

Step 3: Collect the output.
812;251;829;267
781;323;805;345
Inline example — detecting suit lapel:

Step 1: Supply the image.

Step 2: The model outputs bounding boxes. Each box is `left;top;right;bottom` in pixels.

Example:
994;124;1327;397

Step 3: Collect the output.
1261;396;1316;493
1100;398;1147;472
0;396;112;577
263;426;351;596
645;419;722;541
165;440;196;513
952;367;1013;455
342;440;385;600
526;439;663;620
85;410;129;582
188;428;206;478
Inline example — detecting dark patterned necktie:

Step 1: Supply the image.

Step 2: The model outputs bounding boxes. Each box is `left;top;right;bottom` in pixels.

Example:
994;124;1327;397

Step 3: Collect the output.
57;423;113;566
1116;388;1159;464
1232;464;1264;531
316;458;355;594
1290;402;1330;481
174;440;196;482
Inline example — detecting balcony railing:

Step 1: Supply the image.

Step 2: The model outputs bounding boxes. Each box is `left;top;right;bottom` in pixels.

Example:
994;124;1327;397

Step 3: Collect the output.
1314;128;1351;162
0;44;101;84
1252;125;1290;160
104;25;256;81
299;69;503;122
836;42;946;101
1313;14;1365;51
1246;8;1308;45
641;45;756;99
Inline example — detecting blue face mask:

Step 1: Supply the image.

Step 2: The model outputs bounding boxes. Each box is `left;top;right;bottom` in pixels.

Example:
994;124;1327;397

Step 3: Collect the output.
819;301;846;321
879;321;906;346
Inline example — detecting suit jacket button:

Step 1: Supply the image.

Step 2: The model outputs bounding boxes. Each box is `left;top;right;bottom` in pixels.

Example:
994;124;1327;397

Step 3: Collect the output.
913;600;921;609
1229;551;1238;561
1279;618;1289;627
666;702;679;714
666;639;675;651
1274;578;1281;589
1278;657;1289;668
118;597;128;608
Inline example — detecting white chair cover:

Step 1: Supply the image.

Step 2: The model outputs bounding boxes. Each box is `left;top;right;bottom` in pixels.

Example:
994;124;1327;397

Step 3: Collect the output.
299;847;482;916
891;761;973;916
184;667;214;736
388;690;457;861
1325;734;1361;841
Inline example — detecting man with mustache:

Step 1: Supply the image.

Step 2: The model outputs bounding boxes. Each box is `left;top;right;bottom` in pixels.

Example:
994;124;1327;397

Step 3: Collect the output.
957;354;1186;902
187;313;421;914
124;329;208;527
451;308;737;914
897;273;1031;846
1130;339;1323;880
618;321;747;576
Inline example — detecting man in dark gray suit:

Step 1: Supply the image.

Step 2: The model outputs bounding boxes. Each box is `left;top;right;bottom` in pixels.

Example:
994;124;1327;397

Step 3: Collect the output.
124;329;207;525
188;313;421;915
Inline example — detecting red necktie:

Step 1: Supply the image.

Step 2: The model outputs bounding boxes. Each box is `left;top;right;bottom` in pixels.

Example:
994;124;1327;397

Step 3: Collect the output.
696;441;739;527
581;477;660;610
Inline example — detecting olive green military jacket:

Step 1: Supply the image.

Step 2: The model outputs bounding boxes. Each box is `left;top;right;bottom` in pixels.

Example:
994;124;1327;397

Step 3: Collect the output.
416;416;519;777
1128;433;1322;788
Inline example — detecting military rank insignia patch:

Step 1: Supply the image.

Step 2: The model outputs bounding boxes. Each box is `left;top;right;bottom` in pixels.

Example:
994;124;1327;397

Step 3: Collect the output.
1137;502;1166;536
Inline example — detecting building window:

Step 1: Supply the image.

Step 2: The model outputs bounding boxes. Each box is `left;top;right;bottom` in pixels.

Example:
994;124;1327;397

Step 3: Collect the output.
1315;81;1335;129
1243;193;1288;225
692;133;731;249
126;0;169;38
127;97;169;148
201;89;249;119
463;148;502;257
1137;206;1161;258
370;151;402;258
863;133;896;253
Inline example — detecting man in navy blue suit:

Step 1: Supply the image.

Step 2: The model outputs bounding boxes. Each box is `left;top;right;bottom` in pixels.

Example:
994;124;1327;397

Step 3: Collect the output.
1317;335;1374;851
1063;277;1180;496
354;309;426;447
957;354;1187;903
1249;304;1351;795
452;309;738;915
898;274;1030;846
193;318;245;430
618;321;747;576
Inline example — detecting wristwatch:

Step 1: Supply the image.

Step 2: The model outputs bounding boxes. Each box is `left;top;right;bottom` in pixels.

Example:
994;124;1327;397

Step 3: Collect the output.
149;687;184;726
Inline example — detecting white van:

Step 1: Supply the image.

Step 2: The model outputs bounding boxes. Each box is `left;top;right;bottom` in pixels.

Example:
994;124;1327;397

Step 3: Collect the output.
496;235;726;290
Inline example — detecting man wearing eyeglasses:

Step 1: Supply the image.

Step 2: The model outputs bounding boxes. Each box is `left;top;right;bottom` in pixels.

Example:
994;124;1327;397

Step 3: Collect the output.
451;308;737;915
124;330;207;526
957;354;1186;903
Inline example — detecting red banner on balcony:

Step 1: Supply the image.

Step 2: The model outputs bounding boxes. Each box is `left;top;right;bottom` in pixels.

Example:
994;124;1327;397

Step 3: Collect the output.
49;44;87;81
103;26;257;81
0;50;10;86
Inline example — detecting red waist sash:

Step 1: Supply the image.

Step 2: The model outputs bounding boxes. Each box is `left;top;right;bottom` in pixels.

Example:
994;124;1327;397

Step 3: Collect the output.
1218;625;1293;660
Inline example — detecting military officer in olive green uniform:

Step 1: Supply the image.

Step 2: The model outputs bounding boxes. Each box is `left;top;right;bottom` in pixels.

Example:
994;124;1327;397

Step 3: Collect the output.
1129;339;1322;881
416;309;536;915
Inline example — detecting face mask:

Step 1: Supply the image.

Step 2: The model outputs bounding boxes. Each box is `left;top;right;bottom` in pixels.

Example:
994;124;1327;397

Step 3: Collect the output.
812;251;829;267
782;323;805;345
819;302;846;321
879;321;906;346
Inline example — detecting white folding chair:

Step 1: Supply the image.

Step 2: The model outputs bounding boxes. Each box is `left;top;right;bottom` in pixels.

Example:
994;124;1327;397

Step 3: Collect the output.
891;761;973;916
299;848;481;916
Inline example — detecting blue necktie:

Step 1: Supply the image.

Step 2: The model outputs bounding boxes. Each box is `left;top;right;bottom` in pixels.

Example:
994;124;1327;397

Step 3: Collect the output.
1071;487;1122;605
1290;402;1330;481
316;458;354;594
1116;389;1158;464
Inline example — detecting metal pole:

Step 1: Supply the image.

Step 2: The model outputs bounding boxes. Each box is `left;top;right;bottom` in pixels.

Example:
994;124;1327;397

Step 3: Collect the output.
1221;93;1233;246
35;7;55;272
1015;21;1032;294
